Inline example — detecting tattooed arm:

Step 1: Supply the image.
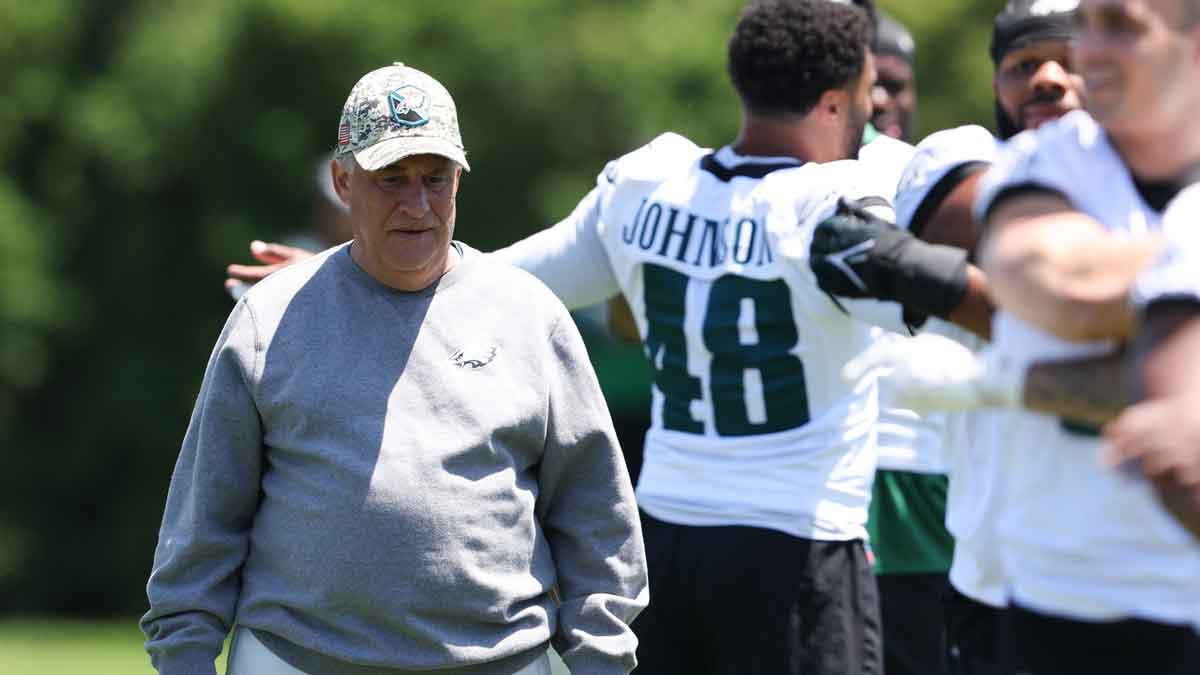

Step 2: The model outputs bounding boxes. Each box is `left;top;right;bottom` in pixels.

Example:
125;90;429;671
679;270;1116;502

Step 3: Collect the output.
1021;350;1133;427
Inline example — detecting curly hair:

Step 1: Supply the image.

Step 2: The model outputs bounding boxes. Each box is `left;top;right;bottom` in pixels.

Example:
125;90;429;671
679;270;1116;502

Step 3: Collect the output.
728;0;874;117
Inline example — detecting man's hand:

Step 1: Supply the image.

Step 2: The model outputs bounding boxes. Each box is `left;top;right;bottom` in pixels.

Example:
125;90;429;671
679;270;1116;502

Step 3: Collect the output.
843;333;1025;412
810;198;968;318
224;240;315;298
1104;396;1200;539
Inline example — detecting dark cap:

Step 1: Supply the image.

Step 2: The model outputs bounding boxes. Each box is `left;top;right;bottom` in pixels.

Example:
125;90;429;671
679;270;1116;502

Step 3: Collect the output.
827;0;878;30
991;0;1079;65
875;10;915;63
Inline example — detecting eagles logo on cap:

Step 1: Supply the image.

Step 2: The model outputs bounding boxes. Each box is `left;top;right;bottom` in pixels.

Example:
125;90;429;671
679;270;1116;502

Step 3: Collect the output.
388;86;430;128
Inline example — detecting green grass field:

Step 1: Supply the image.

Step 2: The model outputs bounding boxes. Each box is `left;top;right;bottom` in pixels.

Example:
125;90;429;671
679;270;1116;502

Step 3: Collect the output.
0;618;569;674
0;618;193;675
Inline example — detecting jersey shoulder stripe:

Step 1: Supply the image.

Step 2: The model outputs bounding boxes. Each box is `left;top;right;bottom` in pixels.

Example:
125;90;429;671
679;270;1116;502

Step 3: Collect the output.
895;125;997;231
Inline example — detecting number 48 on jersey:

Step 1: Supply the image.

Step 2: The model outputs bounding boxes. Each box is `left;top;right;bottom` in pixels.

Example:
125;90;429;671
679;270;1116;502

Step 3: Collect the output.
643;263;810;437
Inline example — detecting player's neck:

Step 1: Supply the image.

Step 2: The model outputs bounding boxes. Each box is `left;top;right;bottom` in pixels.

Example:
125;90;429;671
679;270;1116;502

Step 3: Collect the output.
733;113;846;164
1109;126;1200;184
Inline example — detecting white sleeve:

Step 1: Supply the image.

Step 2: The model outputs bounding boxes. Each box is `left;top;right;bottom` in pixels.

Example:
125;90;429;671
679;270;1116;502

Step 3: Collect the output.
1133;185;1200;307
974;111;1097;222
489;185;621;310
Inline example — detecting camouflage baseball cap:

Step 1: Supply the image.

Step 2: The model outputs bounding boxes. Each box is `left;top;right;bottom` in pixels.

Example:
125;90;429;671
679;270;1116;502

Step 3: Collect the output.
335;62;470;172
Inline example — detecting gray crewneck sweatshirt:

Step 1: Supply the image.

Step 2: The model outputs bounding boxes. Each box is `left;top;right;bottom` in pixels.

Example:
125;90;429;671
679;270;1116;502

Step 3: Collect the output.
142;243;647;675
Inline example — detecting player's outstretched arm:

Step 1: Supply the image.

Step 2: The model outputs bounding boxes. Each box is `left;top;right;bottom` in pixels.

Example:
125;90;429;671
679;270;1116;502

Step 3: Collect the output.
979;192;1158;342
1019;351;1133;427
810;199;993;338
844;331;1133;425
490;186;621;311
224;240;316;298
842;333;1023;412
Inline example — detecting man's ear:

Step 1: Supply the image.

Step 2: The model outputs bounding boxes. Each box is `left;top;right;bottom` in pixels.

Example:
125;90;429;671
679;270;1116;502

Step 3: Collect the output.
331;158;352;206
818;88;847;122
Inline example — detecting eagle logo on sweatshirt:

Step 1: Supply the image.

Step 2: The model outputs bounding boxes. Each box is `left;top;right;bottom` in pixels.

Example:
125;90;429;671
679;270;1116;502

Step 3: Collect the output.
450;344;498;370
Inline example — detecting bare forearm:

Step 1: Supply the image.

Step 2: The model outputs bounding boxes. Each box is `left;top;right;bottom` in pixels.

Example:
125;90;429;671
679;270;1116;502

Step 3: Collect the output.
982;196;1153;342
1022;351;1132;426
985;234;1145;341
945;265;993;340
1134;303;1200;398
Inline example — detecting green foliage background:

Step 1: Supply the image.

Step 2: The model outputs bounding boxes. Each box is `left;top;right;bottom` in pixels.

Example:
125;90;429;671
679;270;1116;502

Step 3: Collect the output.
0;0;1003;615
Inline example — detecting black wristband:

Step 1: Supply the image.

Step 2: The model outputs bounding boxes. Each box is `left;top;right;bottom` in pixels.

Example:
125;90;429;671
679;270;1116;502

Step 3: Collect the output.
889;240;970;320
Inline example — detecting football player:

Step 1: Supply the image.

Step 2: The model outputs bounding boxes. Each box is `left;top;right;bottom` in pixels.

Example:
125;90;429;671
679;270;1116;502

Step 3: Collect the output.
1107;184;1200;541
870;10;918;142
839;1;1200;672
810;2;1087;673
493;2;897;669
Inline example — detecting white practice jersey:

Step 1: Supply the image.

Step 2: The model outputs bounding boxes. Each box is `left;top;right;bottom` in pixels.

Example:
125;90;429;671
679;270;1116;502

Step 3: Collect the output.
1134;183;1200;308
976;111;1200;626
859;133;917;195
894;124;1011;606
858;134;957;475
496;132;900;541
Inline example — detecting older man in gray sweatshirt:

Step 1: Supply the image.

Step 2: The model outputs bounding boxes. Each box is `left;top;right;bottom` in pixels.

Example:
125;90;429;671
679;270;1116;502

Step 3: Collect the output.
141;63;648;675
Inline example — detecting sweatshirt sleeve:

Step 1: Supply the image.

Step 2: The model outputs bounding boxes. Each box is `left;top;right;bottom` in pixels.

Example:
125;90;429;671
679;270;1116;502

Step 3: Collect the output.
490;185;621;310
140;299;265;675
535;312;648;675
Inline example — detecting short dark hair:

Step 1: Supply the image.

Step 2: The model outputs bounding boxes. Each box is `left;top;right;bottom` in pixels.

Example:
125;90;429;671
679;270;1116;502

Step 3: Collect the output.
728;0;874;117
850;0;878;30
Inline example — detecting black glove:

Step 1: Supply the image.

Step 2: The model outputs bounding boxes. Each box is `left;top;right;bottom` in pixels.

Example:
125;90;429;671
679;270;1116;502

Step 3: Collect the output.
810;197;969;320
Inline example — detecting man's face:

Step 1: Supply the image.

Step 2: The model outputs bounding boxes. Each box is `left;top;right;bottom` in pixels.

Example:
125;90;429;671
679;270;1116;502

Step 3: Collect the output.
1075;0;1199;136
845;51;877;157
870;53;916;141
994;37;1087;132
333;153;461;289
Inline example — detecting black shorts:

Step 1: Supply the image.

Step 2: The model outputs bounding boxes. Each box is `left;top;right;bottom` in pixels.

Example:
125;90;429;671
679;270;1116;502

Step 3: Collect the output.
943;586;1016;675
632;511;881;675
1008;603;1200;675
877;572;950;675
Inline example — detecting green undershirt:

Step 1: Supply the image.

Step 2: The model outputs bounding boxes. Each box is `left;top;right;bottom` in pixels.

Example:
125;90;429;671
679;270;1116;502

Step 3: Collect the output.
868;469;954;575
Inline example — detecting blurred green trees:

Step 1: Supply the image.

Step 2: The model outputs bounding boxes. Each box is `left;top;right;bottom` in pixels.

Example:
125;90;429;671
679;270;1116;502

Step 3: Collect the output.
0;0;1004;615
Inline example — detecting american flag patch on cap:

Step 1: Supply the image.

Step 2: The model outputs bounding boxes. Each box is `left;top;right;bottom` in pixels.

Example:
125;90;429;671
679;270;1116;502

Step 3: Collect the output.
338;123;350;147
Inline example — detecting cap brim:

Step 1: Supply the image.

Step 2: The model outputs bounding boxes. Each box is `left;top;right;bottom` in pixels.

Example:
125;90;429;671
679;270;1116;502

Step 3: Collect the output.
354;136;470;172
